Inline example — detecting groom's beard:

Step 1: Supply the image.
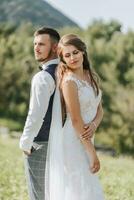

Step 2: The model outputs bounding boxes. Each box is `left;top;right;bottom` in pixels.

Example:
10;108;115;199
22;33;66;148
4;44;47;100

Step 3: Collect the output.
36;49;53;63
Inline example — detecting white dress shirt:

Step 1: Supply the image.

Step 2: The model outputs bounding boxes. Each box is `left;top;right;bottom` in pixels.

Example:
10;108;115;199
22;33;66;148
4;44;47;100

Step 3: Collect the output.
19;59;59;152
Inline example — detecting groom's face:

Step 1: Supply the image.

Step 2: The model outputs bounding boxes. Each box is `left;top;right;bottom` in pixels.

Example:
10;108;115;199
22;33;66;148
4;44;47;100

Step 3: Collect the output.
34;34;54;63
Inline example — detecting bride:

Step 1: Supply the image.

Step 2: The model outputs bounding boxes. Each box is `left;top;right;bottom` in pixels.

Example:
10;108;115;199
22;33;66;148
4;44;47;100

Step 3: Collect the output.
45;34;105;200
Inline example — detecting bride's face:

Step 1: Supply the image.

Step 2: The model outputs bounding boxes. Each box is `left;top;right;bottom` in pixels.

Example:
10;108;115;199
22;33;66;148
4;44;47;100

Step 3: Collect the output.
62;45;83;70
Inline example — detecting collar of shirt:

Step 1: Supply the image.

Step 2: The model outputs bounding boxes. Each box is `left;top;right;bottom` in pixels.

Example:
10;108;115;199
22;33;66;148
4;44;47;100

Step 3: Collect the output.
41;58;59;70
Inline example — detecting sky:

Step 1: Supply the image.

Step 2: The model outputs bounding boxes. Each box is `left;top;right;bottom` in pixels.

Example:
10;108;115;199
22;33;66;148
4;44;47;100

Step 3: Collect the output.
46;0;134;32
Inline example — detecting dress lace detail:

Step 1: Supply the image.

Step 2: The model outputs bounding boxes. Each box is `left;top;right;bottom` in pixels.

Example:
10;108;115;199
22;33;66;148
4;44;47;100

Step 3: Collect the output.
63;74;102;123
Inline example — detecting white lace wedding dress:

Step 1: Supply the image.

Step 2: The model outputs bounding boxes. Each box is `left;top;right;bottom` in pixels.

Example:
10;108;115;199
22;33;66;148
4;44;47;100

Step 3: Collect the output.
45;74;105;200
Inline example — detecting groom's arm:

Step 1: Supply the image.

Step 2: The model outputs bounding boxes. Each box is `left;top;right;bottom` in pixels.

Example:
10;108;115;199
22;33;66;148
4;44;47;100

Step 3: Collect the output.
19;72;55;154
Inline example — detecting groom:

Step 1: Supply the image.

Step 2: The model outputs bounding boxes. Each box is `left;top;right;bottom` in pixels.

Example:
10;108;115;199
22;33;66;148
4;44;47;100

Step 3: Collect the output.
19;27;60;200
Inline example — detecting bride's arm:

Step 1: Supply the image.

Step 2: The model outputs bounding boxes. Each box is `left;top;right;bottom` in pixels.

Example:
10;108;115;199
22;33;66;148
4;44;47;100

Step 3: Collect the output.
93;102;103;128
62;80;100;173
83;102;103;140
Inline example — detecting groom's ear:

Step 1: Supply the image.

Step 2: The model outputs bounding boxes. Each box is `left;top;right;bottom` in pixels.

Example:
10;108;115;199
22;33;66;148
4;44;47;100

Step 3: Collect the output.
52;43;58;53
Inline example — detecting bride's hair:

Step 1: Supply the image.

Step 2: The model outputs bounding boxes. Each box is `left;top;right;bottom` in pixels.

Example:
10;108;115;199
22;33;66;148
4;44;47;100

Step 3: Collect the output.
57;34;99;94
56;34;100;124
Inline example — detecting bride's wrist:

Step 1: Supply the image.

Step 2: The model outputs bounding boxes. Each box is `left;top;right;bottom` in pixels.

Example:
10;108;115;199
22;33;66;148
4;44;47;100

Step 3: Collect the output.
92;121;97;129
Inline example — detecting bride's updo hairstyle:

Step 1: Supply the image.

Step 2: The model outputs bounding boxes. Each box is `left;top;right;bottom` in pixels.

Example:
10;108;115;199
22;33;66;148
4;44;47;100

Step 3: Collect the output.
57;34;99;96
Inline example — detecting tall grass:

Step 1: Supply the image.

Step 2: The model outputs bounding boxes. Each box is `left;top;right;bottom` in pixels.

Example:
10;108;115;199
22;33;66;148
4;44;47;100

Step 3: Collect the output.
0;136;133;200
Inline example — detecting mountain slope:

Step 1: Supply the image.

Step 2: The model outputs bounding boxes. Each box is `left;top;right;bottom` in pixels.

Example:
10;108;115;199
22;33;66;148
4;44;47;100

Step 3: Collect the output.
0;0;79;28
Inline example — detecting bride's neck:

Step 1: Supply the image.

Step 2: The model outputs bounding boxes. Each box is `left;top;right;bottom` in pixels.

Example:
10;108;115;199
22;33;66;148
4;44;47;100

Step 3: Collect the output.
71;68;84;79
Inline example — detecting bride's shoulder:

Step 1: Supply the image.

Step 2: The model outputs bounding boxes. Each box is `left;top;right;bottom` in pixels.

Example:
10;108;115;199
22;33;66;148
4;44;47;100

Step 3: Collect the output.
63;72;77;82
61;73;78;88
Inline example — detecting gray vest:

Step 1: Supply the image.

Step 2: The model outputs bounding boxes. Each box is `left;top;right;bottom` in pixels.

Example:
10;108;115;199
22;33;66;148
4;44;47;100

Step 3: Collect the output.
34;64;57;142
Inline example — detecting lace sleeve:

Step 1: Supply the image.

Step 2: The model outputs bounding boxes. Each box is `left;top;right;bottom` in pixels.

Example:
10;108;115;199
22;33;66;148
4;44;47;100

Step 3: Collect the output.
63;75;82;88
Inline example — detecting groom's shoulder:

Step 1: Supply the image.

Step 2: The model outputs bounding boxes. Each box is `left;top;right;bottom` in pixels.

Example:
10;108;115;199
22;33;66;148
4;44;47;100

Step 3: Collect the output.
32;70;54;86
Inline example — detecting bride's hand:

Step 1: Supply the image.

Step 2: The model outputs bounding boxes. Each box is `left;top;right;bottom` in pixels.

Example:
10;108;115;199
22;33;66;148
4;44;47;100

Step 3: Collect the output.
81;122;97;140
89;150;100;173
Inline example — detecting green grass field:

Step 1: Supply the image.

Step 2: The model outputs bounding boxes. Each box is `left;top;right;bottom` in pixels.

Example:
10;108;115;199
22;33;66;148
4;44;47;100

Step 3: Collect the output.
0;136;133;200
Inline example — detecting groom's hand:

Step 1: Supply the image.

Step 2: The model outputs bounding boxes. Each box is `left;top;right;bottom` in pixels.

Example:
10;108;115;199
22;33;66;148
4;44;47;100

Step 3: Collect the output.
81;122;97;140
23;150;31;156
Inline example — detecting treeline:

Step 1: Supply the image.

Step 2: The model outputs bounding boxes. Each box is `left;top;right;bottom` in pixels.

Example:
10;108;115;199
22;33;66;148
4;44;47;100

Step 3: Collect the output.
0;21;134;154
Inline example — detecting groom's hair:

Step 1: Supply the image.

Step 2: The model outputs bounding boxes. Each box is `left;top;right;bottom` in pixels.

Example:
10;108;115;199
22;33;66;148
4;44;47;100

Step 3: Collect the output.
34;27;60;43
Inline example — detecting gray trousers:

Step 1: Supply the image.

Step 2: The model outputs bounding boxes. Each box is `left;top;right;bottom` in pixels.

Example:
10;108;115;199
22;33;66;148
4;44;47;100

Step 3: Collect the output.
24;142;48;200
